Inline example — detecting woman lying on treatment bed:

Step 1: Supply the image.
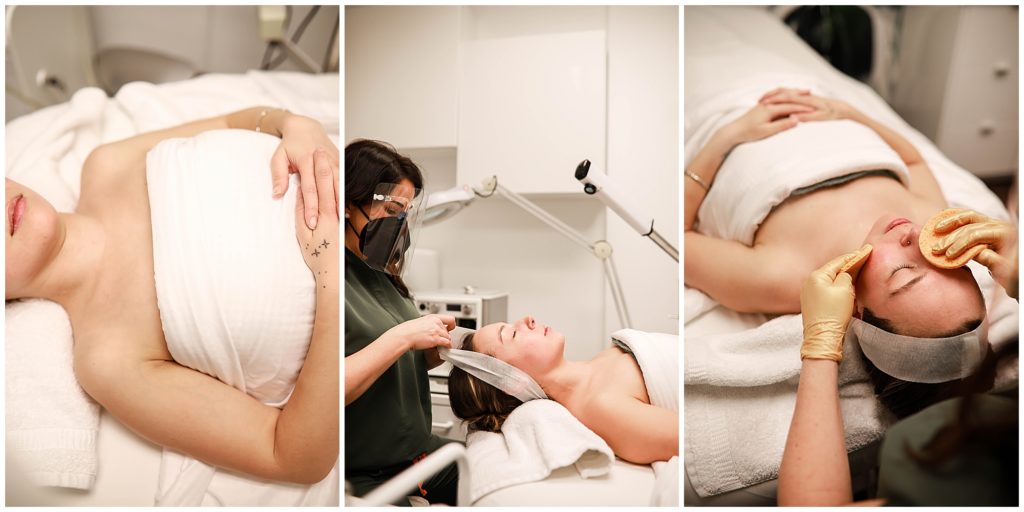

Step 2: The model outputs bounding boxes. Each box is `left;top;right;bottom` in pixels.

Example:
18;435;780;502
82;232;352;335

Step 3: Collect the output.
5;108;339;484
685;88;1013;417
446;316;678;464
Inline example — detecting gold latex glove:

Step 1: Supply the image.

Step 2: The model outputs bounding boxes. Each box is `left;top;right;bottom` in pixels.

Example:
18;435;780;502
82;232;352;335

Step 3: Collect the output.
800;244;873;362
931;209;1018;296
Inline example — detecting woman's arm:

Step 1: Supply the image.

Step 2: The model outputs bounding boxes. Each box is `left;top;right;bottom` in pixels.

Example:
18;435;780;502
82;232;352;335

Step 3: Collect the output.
345;314;456;405
777;359;850;505
684;102;809;231
588;395;678;465
778;247;870;505
85;107;338;230
85;107;289;170
683;100;811;311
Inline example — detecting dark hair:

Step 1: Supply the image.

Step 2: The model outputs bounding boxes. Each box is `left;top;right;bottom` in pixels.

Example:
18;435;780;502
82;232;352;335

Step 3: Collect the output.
344;139;424;297
447;333;522;432
860;307;991;419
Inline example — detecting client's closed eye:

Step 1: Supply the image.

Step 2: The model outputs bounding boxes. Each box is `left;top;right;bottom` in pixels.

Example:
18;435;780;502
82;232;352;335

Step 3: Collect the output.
889;263;914;279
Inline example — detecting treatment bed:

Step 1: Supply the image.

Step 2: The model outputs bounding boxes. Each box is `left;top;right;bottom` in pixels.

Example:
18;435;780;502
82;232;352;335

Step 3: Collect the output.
683;6;1018;506
5;71;339;506
347;329;678;507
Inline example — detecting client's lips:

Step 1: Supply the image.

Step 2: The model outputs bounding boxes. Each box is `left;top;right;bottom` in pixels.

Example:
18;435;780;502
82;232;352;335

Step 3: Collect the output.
885;217;910;233
8;194;25;236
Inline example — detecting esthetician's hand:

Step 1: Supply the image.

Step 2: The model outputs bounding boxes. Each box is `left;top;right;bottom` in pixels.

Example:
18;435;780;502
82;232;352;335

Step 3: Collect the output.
386;314;457;351
295;149;340;289
273;113;340;231
759;88;854;123
719;101;816;147
931;209;1018;294
800;245;873;363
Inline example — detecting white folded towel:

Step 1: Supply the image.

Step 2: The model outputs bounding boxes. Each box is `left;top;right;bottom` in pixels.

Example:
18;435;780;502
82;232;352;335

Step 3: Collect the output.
5;299;101;490
684;315;883;497
463;399;614;503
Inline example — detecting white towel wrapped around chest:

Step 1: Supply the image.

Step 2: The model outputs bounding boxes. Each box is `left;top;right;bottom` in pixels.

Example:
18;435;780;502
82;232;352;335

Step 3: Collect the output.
698;116;909;246
146;129;315;406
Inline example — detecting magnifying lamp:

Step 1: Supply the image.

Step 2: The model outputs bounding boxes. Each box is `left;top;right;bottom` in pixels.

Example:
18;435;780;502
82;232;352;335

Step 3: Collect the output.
422;184;475;226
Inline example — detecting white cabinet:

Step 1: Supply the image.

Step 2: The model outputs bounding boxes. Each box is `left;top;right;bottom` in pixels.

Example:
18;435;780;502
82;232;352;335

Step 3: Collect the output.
891;6;1018;178
345;6;460;148
429;393;468;442
457;31;607;194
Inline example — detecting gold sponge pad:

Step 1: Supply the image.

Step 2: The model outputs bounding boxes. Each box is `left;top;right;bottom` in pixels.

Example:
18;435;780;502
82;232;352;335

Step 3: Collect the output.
919;208;985;269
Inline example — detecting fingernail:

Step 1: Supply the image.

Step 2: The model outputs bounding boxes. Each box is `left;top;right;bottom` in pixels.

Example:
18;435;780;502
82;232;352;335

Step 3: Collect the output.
272;185;282;197
309;216;318;229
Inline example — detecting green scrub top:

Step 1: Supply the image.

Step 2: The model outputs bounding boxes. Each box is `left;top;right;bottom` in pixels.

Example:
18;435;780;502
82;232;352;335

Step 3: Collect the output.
876;392;1017;506
345;249;446;473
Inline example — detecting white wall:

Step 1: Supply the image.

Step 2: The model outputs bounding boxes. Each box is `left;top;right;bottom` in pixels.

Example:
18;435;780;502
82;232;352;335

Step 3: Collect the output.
605;6;680;336
346;6;679;360
345;6;459;149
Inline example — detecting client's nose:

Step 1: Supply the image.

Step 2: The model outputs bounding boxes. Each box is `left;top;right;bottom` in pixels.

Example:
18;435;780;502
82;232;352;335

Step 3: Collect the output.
516;315;536;330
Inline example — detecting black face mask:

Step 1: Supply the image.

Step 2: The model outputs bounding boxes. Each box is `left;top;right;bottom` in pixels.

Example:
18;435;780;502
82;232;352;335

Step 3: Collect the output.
348;205;411;274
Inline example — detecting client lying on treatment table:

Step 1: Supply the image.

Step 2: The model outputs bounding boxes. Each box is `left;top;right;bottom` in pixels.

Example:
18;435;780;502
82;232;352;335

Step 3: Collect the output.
446;316;678;464
685;88;1014;417
5;108;339;484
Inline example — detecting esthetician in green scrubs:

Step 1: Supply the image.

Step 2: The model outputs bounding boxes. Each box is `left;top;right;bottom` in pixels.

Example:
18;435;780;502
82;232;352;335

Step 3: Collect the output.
343;139;459;505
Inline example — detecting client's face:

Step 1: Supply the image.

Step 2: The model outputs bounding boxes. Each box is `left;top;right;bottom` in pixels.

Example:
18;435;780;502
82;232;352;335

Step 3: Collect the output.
856;214;985;337
472;315;566;377
5;179;62;299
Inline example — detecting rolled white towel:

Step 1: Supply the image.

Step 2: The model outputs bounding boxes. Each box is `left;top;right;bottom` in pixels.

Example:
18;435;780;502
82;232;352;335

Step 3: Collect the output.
5;299;100;490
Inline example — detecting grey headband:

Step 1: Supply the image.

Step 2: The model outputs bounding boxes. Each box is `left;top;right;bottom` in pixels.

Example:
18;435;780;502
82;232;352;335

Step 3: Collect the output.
438;328;547;402
849;317;988;384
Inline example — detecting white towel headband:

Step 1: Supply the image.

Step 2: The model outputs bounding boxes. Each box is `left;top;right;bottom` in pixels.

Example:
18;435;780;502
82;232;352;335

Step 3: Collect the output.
438;328;547;402
849;317;989;384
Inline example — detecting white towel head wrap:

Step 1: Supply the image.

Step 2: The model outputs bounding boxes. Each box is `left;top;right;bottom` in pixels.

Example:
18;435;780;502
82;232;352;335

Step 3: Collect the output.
849;316;989;384
438;328;547;402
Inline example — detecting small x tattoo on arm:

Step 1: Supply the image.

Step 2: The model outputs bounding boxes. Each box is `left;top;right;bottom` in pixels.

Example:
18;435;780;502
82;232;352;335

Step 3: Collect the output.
312;248;321;257
320;239;331;249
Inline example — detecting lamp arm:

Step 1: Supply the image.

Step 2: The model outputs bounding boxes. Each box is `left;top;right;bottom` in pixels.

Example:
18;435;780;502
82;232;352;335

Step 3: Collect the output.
603;254;633;328
575;159;679;262
481;177;633;329
493;182;595;254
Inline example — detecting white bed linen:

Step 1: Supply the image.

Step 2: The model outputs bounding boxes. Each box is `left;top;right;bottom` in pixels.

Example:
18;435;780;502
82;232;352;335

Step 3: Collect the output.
5;71;339;506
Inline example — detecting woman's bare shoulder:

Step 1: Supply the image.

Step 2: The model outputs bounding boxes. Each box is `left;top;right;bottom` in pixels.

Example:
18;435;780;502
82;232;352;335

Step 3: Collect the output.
78;145;147;213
